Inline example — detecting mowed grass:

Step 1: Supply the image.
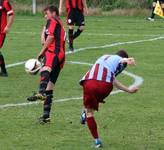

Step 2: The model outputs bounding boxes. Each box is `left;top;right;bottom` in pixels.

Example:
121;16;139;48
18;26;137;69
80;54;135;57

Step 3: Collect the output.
0;15;164;150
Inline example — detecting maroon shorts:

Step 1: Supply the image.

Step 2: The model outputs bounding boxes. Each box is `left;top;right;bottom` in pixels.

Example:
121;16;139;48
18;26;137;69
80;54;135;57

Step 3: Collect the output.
0;34;6;48
82;80;113;111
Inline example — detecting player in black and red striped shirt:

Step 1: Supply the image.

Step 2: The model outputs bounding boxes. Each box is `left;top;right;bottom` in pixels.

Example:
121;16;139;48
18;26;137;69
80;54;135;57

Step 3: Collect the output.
27;6;66;124
59;0;88;52
0;0;14;77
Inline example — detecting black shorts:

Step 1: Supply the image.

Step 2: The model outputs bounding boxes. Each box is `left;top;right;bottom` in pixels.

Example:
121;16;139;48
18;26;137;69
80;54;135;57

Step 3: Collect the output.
43;51;62;84
0;34;6;48
67;8;85;26
153;0;164;3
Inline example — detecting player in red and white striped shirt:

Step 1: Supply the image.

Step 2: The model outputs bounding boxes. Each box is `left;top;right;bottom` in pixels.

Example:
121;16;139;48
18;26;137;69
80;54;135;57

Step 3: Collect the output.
0;0;14;77
80;50;139;148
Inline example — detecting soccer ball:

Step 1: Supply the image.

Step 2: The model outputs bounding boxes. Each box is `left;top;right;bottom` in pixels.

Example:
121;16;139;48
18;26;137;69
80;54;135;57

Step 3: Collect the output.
25;59;42;75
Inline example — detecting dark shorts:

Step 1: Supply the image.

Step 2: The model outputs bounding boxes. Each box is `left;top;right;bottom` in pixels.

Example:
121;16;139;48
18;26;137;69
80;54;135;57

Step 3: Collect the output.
43;50;65;84
153;0;164;3
0;34;6;48
66;8;85;26
82;80;113;111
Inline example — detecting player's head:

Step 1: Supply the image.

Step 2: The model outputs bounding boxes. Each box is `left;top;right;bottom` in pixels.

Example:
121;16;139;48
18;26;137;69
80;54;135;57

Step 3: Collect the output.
116;50;129;58
43;5;59;20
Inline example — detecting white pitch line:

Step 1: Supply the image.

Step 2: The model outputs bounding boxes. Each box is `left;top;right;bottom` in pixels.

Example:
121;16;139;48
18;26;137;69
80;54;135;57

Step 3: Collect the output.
10;31;164;37
0;61;143;109
6;36;164;69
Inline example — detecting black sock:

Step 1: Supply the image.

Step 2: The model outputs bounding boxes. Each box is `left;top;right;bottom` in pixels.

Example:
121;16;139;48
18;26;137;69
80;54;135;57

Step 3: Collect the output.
68;29;74;47
73;29;83;39
0;53;7;74
43;90;53;118
151;7;155;18
39;70;50;94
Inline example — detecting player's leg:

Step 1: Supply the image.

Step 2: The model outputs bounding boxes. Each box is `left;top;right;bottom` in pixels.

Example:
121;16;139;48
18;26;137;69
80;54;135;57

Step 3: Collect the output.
73;25;84;39
0;34;8;77
68;25;74;52
147;0;157;21
73;10;85;39
67;9;75;52
161;1;164;12
39;56;61;124
85;108;102;148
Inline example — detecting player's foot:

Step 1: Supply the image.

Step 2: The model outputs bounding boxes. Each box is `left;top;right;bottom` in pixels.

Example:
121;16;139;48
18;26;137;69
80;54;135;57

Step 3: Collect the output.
147;17;154;21
0;72;8;77
80;110;86;125
27;92;46;101
38;115;51;124
95;139;103;148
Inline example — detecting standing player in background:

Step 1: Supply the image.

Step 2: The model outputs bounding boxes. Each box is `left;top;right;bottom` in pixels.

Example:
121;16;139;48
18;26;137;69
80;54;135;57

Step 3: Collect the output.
147;0;164;21
0;0;14;77
79;50;139;148
27;6;66;124
59;0;88;52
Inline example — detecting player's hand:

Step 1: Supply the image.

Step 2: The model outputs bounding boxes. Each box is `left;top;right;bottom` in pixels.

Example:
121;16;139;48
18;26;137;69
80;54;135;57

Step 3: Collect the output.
127;57;136;66
84;8;89;15
128;86;139;93
3;26;10;34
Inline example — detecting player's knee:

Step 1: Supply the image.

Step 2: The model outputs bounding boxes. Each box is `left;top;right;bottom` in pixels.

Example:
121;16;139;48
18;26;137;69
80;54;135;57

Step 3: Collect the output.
85;108;94;118
69;25;74;30
79;26;84;31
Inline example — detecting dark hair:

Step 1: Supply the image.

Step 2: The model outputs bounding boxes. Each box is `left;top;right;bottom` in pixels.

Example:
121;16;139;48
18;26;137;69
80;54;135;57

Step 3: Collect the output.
116;50;129;58
43;5;59;16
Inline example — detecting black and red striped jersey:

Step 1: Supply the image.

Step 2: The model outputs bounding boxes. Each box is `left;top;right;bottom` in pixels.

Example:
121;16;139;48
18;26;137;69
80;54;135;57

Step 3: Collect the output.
0;0;14;33
46;17;66;62
66;0;84;12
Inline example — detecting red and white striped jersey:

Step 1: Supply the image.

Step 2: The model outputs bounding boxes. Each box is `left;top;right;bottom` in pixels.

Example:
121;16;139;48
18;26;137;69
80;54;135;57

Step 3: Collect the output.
80;55;122;84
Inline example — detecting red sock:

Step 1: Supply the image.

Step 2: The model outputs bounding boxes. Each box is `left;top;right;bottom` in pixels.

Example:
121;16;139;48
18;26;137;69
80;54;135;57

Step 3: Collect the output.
86;117;99;139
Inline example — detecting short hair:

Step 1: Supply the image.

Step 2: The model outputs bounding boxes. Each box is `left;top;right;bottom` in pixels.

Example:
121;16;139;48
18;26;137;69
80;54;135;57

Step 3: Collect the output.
116;50;129;58
43;5;59;16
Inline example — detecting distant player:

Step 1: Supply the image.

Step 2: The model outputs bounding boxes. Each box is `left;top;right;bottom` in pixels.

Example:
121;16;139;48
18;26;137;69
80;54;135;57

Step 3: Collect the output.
27;6;66;124
0;0;14;77
79;50;139;148
59;0;88;52
147;0;164;21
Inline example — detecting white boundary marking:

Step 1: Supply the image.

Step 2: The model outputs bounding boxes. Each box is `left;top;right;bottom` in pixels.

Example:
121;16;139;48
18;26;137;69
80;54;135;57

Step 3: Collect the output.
10;31;164;37
2;35;159;109
6;36;164;69
1;60;143;109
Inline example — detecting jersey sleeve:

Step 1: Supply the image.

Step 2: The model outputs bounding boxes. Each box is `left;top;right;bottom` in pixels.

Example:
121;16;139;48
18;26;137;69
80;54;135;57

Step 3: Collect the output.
3;0;14;15
48;20;57;37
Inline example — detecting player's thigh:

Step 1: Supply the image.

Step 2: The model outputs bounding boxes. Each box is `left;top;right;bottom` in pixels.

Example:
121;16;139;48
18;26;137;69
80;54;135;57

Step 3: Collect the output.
0;34;6;48
49;56;61;84
67;9;75;26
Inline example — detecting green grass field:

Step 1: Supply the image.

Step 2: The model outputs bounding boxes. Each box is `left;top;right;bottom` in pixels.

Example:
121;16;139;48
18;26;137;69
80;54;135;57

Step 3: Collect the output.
0;15;164;150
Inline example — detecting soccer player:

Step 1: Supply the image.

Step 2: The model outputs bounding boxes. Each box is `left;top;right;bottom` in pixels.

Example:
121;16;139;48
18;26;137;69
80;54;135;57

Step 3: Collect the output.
27;5;66;124
59;0;88;52
79;50;139;148
147;0;164;21
0;0;14;77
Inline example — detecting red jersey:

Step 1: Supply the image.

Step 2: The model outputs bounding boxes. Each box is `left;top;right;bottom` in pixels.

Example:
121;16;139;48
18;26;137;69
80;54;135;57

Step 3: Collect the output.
66;0;84;12
47;17;66;62
0;0;14;33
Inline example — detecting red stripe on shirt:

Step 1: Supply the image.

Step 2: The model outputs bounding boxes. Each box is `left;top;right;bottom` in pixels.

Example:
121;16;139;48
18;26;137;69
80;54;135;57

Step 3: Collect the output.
102;67;108;82
93;64;99;79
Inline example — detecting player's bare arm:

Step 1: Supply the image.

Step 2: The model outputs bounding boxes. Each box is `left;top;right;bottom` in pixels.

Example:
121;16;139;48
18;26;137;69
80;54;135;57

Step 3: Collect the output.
3;13;14;34
59;0;64;15
82;0;88;15
120;57;136;66
38;35;54;60
113;79;139;93
41;26;46;45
